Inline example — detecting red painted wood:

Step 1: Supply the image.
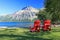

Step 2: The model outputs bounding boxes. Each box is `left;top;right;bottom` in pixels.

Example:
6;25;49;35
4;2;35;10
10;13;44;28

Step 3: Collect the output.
43;20;51;31
30;19;41;32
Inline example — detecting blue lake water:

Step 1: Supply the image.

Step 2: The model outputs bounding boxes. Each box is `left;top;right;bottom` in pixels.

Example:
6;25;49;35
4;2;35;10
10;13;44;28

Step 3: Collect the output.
0;22;34;28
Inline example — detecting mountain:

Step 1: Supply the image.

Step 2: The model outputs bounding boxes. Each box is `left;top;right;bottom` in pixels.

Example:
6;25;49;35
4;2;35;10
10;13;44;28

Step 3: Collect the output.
0;6;39;22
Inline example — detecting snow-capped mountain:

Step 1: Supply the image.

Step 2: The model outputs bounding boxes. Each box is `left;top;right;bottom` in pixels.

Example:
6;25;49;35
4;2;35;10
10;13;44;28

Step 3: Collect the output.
0;6;39;22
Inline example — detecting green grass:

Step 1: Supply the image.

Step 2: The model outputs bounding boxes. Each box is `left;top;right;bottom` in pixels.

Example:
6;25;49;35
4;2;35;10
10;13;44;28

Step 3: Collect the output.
0;27;60;40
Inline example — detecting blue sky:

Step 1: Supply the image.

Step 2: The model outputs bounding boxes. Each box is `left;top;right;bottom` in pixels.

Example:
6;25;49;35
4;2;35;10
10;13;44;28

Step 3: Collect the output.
0;0;44;15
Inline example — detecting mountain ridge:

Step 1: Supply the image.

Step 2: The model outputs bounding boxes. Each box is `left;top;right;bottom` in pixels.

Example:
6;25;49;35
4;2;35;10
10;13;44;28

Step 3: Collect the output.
0;6;39;22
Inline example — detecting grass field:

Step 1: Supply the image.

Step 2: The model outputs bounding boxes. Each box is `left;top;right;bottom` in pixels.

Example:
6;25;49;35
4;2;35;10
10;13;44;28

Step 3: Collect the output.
0;27;60;40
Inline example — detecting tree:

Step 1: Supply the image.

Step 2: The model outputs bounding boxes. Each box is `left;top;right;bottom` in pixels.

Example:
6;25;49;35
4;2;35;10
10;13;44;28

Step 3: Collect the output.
45;0;60;23
37;9;52;21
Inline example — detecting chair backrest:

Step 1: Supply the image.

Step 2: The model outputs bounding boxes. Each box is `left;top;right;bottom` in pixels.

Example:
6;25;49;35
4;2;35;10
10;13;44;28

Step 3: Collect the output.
34;19;41;26
44;20;51;25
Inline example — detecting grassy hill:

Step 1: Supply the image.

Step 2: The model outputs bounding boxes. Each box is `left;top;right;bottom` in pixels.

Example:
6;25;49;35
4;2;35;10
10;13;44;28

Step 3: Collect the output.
0;27;60;40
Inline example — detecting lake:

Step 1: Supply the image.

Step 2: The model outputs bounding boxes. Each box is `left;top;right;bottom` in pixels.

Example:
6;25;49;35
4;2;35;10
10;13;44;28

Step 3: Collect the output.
0;22;34;28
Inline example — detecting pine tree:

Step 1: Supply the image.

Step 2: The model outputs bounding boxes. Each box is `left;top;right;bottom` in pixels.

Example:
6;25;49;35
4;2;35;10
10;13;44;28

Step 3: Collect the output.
45;0;60;23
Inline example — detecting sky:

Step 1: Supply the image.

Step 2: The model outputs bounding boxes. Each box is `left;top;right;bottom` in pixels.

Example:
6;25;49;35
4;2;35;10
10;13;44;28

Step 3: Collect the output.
0;0;45;15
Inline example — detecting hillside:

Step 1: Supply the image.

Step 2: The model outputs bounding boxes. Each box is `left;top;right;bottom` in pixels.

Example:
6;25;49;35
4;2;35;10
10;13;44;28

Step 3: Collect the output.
0;6;39;22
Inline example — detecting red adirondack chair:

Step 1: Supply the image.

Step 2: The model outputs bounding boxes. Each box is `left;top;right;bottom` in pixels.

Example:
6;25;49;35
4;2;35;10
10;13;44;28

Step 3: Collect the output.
30;19;41;32
42;20;51;31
